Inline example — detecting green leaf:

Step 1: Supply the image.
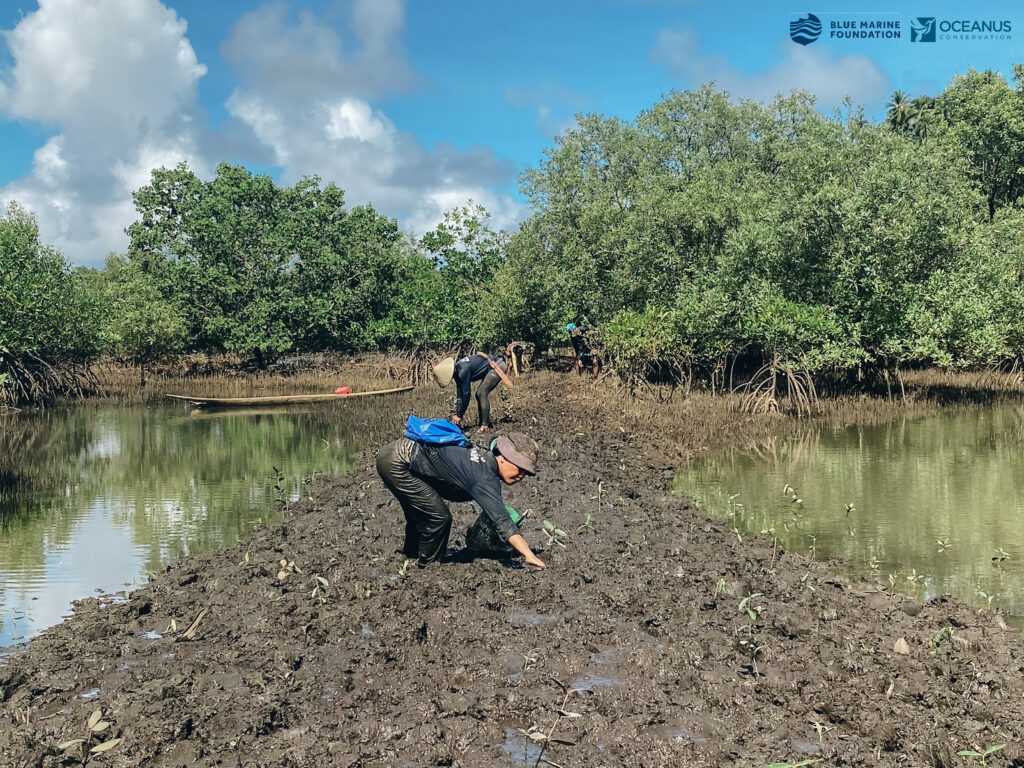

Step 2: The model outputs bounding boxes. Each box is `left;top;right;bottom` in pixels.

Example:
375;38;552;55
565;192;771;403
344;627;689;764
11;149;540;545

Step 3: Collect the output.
90;738;122;754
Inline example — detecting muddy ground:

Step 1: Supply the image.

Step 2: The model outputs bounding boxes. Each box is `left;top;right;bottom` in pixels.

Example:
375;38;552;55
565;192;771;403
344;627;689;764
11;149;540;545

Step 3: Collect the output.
2;372;1023;768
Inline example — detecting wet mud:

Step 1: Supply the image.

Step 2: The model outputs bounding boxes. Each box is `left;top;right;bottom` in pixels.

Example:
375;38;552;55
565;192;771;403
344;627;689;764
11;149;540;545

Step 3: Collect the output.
2;376;1023;767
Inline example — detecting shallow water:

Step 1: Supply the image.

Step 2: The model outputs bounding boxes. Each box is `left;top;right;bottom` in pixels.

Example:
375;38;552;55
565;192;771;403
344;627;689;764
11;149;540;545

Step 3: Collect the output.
674;404;1024;621
0;403;359;646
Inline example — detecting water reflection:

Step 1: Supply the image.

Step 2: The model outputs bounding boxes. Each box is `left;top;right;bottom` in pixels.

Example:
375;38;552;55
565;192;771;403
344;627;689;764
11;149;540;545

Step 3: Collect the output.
0;404;358;646
674;405;1024;620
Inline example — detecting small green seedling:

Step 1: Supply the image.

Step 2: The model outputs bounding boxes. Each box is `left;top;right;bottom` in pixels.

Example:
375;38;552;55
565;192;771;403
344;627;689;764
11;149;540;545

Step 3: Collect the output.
577;512;595;533
845;502;855;516
930;626;954;654
800;573;815;593
957;743;1006;766
57;708;122;763
739;593;763;621
937;538;951;553
765;760;819;768
542;520;568;548
714;578;727;597
396;559;412;577
978;590;996;610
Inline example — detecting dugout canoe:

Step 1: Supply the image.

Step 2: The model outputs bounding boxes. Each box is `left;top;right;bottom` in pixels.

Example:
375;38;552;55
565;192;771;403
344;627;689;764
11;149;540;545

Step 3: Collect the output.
166;385;415;408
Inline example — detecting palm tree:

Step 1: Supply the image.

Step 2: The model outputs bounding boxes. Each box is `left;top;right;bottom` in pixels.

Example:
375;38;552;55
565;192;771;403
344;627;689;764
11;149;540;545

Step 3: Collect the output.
886;91;910;131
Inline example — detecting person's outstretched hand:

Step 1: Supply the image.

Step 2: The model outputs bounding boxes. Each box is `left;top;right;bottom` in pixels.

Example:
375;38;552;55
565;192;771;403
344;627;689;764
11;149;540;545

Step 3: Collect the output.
524;552;545;569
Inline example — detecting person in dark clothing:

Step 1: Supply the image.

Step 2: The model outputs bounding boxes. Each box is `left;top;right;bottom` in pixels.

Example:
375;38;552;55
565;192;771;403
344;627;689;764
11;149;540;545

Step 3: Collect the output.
567;323;601;378
433;354;512;432
375;432;545;568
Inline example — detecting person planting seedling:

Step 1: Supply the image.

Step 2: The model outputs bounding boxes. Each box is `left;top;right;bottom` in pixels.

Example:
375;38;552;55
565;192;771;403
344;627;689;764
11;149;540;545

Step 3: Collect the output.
376;419;545;569
433;353;514;434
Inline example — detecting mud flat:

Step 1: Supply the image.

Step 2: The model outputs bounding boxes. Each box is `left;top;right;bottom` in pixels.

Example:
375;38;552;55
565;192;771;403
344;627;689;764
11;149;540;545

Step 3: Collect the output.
1;375;1022;767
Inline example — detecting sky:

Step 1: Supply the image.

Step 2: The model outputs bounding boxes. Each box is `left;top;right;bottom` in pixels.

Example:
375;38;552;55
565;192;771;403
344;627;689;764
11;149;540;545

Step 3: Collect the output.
0;0;1021;268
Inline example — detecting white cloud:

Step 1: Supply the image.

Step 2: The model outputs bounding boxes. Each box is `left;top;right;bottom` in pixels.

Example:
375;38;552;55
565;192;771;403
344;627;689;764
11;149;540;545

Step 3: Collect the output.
505;79;591;138
0;0;523;265
650;27;890;109
0;0;207;265
221;3;522;237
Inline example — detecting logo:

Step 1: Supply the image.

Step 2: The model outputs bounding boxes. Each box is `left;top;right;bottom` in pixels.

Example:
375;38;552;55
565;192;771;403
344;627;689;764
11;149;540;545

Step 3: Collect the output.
790;13;822;45
911;17;936;42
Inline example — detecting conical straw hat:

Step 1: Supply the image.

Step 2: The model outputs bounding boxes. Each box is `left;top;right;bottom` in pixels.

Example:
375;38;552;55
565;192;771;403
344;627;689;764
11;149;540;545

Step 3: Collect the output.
433;357;456;387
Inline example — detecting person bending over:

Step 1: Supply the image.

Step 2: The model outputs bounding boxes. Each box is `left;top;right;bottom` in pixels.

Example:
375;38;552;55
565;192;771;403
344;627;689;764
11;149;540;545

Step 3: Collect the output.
376;431;545;569
433;354;513;432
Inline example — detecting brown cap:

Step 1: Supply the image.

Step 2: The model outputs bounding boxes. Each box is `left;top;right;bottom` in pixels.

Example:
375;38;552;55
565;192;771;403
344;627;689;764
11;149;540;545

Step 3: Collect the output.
495;433;539;475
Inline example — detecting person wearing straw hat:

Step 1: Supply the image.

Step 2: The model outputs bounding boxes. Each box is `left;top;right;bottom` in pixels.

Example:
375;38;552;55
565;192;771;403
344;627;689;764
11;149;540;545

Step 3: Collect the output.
433;353;514;433
376;431;545;568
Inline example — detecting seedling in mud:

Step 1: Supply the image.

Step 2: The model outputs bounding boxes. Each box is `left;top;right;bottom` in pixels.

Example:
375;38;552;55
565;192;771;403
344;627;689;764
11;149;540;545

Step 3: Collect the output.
765;759;820;768
577;512;596;533
715;578;727;597
930;626;955;654
799;573;815;593
310;575;330;605
977;590;996;610
520;648;541;671
276;559;302;581
542;520;569;548
396;559;412;577
731;527;743;544
906;568;925;584
739;593;763;621
937;538;952;553
845;503;855;516
57;708;122;762
958;743;1006;766
517;679;582;767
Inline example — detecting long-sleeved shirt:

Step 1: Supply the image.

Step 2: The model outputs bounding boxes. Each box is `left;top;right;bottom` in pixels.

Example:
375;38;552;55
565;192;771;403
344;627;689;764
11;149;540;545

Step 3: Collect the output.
409;441;518;541
453;354;505;419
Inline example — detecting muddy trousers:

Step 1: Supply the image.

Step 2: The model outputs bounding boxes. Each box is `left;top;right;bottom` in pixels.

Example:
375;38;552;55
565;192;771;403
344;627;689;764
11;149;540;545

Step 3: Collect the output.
475;369;502;427
375;438;451;565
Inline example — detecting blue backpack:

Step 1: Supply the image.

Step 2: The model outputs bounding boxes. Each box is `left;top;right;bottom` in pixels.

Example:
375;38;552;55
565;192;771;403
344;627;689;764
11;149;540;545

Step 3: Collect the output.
404;415;470;447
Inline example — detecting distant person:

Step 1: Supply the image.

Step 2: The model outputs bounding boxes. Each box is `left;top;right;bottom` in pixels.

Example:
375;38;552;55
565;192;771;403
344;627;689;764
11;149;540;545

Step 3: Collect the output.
376;430;545;568
433;354;513;433
567;323;601;379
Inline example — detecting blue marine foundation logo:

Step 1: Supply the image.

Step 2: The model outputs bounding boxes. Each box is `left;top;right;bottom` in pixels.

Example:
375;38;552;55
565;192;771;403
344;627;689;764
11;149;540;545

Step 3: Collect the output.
911;17;936;41
790;13;822;45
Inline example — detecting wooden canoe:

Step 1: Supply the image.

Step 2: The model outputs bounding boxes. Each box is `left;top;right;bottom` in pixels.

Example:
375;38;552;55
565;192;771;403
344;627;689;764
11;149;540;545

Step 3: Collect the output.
166;385;415;408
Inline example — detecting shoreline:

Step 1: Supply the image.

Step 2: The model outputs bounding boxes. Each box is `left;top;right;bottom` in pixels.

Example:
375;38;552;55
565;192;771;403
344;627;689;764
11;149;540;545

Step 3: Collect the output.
2;372;1022;766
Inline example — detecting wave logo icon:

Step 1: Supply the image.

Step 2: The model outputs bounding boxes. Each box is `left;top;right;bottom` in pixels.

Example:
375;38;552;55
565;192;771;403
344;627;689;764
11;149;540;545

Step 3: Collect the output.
911;17;936;42
790;13;822;45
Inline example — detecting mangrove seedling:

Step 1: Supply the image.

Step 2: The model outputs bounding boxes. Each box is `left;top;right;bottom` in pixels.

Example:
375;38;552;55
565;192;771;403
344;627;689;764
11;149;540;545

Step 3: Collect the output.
517;679;581;767
930;626;954;654
739;593;763;621
310;575;330;605
977;590;996;610
57;708;122;763
715;578;727;597
937;538;952;553
845;503;855;516
958;743;1006;766
276;559;302;581
396;559;412;577
542;520;568;548
765;759;820;767
992;548;1010;564
577;512;595;533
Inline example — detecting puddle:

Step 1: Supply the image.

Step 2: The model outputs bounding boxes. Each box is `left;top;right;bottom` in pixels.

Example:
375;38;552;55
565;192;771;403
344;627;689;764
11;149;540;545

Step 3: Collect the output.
504;613;558;627
588;647;617;665
644;723;709;744
80;687;101;701
496;727;544;765
140;631;162;640
570;673;622;692
360;622;374;637
793;739;826;753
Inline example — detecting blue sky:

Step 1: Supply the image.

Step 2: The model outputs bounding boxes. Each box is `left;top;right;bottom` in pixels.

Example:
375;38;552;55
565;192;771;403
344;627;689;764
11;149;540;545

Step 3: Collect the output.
0;0;1021;266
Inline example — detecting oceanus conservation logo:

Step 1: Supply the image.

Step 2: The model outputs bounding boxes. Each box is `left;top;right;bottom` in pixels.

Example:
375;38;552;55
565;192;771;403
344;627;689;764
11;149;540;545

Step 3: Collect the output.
790;13;822;45
911;17;936;41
